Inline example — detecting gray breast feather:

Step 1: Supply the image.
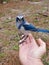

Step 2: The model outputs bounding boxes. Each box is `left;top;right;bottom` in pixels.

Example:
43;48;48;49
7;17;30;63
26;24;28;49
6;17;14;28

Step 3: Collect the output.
20;26;25;30
20;26;30;35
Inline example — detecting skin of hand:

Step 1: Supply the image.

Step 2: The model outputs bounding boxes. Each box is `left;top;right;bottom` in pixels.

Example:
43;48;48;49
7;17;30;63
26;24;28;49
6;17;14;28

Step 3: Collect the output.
19;33;46;65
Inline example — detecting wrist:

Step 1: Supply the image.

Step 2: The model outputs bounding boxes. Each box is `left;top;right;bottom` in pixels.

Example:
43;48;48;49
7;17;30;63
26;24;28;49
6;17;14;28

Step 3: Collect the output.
25;58;44;65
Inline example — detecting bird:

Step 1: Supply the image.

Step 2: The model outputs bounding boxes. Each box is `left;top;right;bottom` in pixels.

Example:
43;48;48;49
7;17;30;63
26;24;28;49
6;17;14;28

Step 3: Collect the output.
16;15;49;35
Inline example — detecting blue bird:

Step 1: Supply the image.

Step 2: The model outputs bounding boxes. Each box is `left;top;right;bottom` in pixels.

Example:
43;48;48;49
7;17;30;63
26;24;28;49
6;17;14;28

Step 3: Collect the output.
16;15;49;34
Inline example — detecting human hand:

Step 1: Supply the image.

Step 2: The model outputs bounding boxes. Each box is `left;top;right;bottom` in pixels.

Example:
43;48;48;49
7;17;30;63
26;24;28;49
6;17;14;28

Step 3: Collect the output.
19;33;46;65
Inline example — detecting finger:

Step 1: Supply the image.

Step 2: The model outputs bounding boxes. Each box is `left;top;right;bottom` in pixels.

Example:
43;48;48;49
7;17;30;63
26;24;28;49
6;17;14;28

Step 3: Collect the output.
19;35;28;48
28;33;38;47
37;38;46;47
35;39;46;58
37;38;46;54
19;41;26;48
25;36;30;44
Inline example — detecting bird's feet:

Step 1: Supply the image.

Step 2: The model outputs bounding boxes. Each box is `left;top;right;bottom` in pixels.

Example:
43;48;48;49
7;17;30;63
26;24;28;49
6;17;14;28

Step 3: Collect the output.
19;34;29;45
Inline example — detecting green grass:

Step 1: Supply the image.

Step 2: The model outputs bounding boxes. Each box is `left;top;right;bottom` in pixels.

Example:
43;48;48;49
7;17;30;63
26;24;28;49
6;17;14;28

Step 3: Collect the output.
14;35;20;42
12;45;19;51
34;18;39;22
0;53;6;59
3;41;11;46
42;54;47;65
43;55;49;65
43;61;49;65
42;37;48;42
3;18;14;23
3;30;12;36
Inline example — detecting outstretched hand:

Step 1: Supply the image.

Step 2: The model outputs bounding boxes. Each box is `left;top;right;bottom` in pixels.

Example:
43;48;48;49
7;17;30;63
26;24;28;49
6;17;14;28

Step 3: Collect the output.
19;34;46;65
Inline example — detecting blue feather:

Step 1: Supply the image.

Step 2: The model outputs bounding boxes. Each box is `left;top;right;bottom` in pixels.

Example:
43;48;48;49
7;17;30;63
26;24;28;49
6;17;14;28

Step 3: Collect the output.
37;28;49;33
16;16;49;33
23;24;49;33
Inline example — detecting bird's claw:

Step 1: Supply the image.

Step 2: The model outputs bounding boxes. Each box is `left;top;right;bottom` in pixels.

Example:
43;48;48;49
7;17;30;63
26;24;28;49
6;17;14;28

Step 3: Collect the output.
19;35;28;45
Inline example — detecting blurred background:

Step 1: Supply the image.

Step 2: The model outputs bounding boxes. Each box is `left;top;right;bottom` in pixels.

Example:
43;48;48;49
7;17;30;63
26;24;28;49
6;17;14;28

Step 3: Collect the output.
0;0;49;65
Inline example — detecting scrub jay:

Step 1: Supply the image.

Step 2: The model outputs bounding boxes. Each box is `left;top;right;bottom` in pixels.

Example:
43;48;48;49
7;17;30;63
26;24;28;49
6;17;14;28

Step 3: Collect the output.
16;15;49;35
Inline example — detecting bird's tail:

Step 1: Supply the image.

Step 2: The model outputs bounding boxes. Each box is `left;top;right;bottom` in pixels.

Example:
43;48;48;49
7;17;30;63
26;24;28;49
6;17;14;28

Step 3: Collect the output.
36;28;49;33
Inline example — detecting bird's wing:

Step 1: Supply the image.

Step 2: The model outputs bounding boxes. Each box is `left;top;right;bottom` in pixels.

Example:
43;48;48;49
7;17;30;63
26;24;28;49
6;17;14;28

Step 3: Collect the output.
23;23;37;31
23;23;49;33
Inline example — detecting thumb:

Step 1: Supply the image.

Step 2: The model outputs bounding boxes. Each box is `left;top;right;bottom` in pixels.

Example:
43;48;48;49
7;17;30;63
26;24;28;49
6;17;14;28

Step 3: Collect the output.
37;38;46;48
37;39;46;56
35;39;46;58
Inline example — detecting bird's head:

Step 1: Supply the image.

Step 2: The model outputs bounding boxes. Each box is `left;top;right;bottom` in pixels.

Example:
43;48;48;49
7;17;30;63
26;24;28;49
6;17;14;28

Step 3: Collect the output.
16;15;25;29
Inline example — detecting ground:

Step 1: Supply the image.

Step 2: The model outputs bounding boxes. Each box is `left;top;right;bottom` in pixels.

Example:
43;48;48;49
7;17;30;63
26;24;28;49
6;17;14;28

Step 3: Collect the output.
0;0;49;65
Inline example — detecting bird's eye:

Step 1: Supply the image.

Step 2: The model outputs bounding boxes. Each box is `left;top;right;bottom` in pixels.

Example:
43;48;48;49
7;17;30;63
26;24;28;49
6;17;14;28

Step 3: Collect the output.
16;17;19;22
22;18;24;21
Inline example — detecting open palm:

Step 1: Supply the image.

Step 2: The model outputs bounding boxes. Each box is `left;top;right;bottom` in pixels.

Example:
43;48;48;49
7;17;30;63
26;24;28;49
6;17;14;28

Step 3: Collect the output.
19;34;46;65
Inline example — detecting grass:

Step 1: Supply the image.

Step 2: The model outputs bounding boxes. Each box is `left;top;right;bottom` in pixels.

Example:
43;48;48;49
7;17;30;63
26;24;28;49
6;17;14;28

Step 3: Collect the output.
0;1;49;65
3;40;11;46
14;35;20;42
2;30;12;36
43;60;49;65
3;0;10;2
0;12;5;17
12;45;19;51
42;54;49;65
0;53;6;59
42;37;48;42
3;18;14;23
34;18;39;22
